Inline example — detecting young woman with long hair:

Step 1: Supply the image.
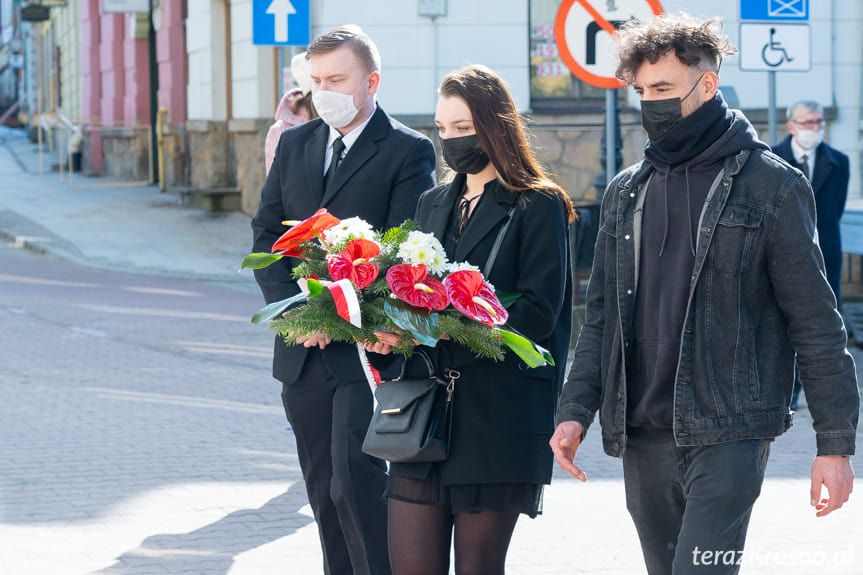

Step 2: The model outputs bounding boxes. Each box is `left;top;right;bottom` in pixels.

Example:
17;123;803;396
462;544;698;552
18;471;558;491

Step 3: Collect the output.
368;64;575;575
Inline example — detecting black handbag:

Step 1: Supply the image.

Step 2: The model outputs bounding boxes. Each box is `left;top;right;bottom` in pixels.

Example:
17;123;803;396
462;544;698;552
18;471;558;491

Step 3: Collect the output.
361;204;515;463
362;350;460;463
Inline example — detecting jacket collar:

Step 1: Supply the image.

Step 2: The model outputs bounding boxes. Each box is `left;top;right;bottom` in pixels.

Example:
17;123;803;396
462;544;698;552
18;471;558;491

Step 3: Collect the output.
425;174;518;262
304;120;329;203
314;106;391;206
811;142;840;193
775;135;838;192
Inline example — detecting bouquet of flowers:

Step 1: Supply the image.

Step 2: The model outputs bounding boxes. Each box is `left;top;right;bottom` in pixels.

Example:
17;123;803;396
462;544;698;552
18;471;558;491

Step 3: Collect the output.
241;209;552;367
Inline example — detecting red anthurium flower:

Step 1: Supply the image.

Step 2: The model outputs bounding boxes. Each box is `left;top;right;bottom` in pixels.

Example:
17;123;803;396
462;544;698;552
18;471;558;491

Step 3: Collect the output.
386;264;449;312
444;270;508;326
327;239;381;289
271;209;341;255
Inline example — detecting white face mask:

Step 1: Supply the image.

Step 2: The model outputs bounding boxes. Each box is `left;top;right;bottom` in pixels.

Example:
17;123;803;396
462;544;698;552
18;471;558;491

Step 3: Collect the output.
795;129;823;150
312;82;366;129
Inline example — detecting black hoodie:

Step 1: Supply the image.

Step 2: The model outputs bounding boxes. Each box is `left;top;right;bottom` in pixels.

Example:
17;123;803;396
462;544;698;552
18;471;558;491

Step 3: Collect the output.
627;92;769;436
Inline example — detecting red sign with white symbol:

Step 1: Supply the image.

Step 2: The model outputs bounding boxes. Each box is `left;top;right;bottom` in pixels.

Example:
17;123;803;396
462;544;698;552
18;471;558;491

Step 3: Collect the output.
555;0;664;89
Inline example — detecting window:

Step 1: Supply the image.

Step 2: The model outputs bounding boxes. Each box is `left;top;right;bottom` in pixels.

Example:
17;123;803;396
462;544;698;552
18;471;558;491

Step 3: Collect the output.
530;0;614;112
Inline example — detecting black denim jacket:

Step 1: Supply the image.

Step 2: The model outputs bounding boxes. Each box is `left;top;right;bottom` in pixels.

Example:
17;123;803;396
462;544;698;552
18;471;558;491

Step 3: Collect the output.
558;147;859;457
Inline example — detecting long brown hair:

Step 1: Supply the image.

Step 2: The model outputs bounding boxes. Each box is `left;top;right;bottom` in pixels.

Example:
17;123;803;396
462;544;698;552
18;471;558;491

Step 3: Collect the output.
438;65;574;222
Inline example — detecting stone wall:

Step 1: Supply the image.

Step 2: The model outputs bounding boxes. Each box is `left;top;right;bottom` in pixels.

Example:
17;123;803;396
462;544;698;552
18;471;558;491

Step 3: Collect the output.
186;120;232;189
96;127;151;180
529;111;646;205
229;119;271;215
160;122;189;188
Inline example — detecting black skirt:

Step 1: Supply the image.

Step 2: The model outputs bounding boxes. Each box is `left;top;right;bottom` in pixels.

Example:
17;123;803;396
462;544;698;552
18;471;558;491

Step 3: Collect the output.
385;464;543;518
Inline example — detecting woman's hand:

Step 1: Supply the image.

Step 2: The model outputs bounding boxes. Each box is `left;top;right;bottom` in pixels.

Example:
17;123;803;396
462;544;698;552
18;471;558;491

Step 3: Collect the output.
362;330;400;355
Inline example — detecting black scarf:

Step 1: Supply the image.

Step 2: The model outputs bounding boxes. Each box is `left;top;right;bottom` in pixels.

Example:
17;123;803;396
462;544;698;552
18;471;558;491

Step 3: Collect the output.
644;92;733;168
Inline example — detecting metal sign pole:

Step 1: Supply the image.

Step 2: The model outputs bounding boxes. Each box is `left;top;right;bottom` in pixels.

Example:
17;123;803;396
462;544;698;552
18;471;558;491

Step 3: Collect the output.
603;88;616;203
767;70;776;145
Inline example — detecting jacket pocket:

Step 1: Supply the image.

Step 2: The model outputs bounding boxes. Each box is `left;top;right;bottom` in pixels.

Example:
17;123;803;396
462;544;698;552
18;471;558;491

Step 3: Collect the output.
709;204;764;275
599;209;618;238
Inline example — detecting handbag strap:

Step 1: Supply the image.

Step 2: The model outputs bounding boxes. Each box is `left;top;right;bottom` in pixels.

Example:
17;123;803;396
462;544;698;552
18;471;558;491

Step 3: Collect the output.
399;348;436;379
483;205;517;277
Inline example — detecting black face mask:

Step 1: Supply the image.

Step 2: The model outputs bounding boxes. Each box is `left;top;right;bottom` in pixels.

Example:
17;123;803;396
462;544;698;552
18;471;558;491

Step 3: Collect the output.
640;75;703;141
440;134;490;174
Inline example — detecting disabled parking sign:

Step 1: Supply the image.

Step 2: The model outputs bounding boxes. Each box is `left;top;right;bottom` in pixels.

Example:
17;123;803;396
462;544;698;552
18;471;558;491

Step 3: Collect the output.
739;23;810;71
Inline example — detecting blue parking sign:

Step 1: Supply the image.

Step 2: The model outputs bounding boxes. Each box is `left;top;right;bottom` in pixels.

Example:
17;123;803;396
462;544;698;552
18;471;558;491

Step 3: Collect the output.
252;0;310;46
740;0;808;22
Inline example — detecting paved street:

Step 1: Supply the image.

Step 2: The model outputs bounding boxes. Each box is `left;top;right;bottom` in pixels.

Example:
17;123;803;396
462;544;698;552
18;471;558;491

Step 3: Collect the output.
1;130;862;574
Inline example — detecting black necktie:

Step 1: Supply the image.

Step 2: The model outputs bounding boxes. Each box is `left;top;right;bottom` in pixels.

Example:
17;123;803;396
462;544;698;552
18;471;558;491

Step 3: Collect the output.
325;137;345;191
800;154;810;180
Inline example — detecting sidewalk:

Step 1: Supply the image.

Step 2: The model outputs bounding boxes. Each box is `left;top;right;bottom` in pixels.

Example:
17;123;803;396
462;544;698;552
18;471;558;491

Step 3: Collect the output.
1;126;861;574
0;128;256;288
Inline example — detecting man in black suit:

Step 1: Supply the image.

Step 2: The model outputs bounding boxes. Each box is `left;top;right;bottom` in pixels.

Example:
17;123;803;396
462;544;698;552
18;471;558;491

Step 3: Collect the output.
251;25;435;575
773;101;850;410
773;100;850;306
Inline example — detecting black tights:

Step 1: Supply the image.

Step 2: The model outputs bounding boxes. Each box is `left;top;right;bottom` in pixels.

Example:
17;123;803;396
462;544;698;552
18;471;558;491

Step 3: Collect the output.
388;497;520;575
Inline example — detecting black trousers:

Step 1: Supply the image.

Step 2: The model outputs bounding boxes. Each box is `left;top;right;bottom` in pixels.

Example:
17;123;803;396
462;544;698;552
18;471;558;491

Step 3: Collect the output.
622;436;771;575
281;349;390;575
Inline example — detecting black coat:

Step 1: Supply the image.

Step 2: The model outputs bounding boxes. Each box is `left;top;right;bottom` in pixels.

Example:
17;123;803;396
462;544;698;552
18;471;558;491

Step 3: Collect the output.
390;176;572;485
251;106;436;384
773;136;849;301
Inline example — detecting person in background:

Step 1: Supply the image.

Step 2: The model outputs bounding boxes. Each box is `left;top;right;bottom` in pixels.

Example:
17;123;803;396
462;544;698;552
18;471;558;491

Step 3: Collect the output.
773;101;850;411
265;51;318;175
367;64;574;575
551;14;857;575
251;25;435;575
773;100;849;306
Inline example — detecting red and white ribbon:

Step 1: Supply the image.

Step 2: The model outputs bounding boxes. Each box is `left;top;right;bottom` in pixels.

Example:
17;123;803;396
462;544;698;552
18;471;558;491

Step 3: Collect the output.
323;279;381;392
327;278;362;328
356;344;383;395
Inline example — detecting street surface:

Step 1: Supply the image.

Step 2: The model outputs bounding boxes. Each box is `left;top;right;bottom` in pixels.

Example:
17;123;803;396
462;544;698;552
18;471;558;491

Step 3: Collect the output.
0;130;861;574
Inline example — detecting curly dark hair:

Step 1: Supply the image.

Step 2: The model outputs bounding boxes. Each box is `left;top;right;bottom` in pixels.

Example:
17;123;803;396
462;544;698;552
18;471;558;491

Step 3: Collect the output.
614;13;738;84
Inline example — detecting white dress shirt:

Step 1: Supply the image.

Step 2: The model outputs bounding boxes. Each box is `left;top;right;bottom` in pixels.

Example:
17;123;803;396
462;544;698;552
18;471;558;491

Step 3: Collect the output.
323;104;378;175
790;136;817;179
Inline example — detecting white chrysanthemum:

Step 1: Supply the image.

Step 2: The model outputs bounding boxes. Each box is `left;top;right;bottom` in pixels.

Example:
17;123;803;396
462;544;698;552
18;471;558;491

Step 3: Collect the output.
397;231;448;273
427;252;450;276
323;217;375;248
446;261;480;274
397;231;428;253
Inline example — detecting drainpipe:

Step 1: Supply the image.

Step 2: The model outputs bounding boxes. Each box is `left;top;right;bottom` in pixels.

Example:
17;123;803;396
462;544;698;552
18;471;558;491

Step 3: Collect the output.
157;106;167;190
225;0;232;185
148;0;159;184
225;0;232;123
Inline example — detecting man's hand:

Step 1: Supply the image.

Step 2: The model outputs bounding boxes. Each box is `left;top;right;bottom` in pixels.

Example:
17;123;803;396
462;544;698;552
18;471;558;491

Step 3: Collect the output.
810;455;854;517
296;333;332;349
550;421;587;482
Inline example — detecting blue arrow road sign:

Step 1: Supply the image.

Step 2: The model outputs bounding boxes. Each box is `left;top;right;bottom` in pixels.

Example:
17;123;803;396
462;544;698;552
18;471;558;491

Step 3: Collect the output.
740;0;808;22
253;0;310;46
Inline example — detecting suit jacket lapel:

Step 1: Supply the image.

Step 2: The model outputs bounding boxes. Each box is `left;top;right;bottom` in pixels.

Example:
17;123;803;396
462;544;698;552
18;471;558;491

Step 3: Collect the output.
454;180;517;263
810;143;838;194
423;178;462;242
304;121;328;205
321;106;388;207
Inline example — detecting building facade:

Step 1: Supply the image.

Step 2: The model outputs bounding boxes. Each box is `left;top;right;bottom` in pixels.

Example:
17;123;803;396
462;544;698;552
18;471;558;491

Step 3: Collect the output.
2;0;861;218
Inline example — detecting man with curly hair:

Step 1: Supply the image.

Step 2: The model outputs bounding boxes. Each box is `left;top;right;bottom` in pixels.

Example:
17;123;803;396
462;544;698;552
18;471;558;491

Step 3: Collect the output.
551;13;858;574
